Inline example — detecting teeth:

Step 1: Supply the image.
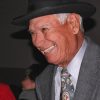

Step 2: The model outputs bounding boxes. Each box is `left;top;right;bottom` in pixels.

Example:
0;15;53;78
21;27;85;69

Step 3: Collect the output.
42;45;56;54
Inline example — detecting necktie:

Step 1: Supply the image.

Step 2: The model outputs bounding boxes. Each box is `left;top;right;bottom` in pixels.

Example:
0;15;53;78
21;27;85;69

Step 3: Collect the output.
61;68;74;100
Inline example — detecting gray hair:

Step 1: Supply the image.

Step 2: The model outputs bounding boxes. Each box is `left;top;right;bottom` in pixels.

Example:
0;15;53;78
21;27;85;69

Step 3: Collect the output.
54;13;84;32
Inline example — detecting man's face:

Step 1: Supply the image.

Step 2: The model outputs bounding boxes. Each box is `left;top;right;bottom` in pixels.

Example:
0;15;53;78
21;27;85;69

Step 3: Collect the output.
29;14;81;66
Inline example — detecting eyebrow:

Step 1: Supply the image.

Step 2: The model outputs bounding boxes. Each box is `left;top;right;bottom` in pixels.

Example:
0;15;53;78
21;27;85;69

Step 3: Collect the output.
28;22;52;32
40;23;51;29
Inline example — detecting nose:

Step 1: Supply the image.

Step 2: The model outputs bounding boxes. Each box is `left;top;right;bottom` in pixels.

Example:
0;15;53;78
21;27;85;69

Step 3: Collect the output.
32;32;45;47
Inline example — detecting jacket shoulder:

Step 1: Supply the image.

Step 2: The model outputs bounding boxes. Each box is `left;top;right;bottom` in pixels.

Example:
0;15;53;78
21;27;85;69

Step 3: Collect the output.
36;64;55;83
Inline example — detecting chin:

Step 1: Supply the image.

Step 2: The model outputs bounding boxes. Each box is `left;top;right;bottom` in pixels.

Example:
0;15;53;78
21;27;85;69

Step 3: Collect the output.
45;54;59;64
47;59;58;65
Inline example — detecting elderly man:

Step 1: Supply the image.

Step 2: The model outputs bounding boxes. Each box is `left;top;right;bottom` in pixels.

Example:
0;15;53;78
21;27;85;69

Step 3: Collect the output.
12;0;100;100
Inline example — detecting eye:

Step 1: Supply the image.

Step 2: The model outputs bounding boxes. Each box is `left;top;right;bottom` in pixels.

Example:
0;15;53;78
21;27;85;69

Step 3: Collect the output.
29;31;35;35
41;27;49;33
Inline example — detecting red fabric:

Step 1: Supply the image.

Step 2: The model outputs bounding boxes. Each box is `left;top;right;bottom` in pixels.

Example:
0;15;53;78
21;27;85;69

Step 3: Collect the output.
0;83;16;100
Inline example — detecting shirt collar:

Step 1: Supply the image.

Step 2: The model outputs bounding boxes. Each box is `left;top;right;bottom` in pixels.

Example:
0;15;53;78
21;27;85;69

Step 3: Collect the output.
67;39;87;89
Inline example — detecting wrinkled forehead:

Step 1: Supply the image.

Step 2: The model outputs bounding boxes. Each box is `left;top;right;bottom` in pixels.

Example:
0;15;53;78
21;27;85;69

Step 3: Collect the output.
29;14;56;24
29;14;58;30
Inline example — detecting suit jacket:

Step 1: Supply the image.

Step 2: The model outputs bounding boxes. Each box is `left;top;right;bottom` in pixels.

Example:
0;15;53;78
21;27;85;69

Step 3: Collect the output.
35;37;100;100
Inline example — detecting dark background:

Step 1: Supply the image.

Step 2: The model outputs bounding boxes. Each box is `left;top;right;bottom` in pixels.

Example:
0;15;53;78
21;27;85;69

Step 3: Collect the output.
0;0;100;86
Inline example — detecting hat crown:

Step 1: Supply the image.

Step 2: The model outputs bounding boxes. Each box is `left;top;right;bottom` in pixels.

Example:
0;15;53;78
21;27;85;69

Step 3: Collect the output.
12;0;96;26
28;0;76;12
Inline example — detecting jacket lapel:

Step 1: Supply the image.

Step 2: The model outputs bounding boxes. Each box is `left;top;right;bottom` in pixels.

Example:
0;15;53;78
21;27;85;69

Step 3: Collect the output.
74;38;99;100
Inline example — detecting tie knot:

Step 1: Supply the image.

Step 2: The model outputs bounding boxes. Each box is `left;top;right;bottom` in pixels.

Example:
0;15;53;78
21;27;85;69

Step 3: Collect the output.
61;68;71;78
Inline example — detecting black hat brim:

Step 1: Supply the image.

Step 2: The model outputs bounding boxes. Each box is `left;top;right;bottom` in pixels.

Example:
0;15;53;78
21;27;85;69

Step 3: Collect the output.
12;2;96;26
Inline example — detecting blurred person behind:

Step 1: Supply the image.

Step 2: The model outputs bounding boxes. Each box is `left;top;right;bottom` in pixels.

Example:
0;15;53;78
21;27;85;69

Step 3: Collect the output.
19;64;46;100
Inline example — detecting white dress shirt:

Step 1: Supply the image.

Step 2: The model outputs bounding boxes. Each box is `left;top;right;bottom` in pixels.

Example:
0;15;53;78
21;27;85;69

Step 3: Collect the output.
55;39;87;100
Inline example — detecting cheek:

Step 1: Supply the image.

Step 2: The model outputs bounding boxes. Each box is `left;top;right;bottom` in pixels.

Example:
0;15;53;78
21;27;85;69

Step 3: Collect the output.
55;35;68;56
57;34;72;57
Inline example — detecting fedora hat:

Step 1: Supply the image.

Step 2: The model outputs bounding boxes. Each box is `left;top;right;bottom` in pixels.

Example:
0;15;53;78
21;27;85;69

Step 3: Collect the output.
12;0;96;26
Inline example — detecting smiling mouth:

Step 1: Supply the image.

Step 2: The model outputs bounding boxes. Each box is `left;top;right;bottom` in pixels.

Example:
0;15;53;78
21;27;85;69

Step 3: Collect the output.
41;44;56;54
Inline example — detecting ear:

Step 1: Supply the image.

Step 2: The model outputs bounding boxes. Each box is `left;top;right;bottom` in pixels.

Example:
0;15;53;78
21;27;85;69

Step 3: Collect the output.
67;13;80;34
